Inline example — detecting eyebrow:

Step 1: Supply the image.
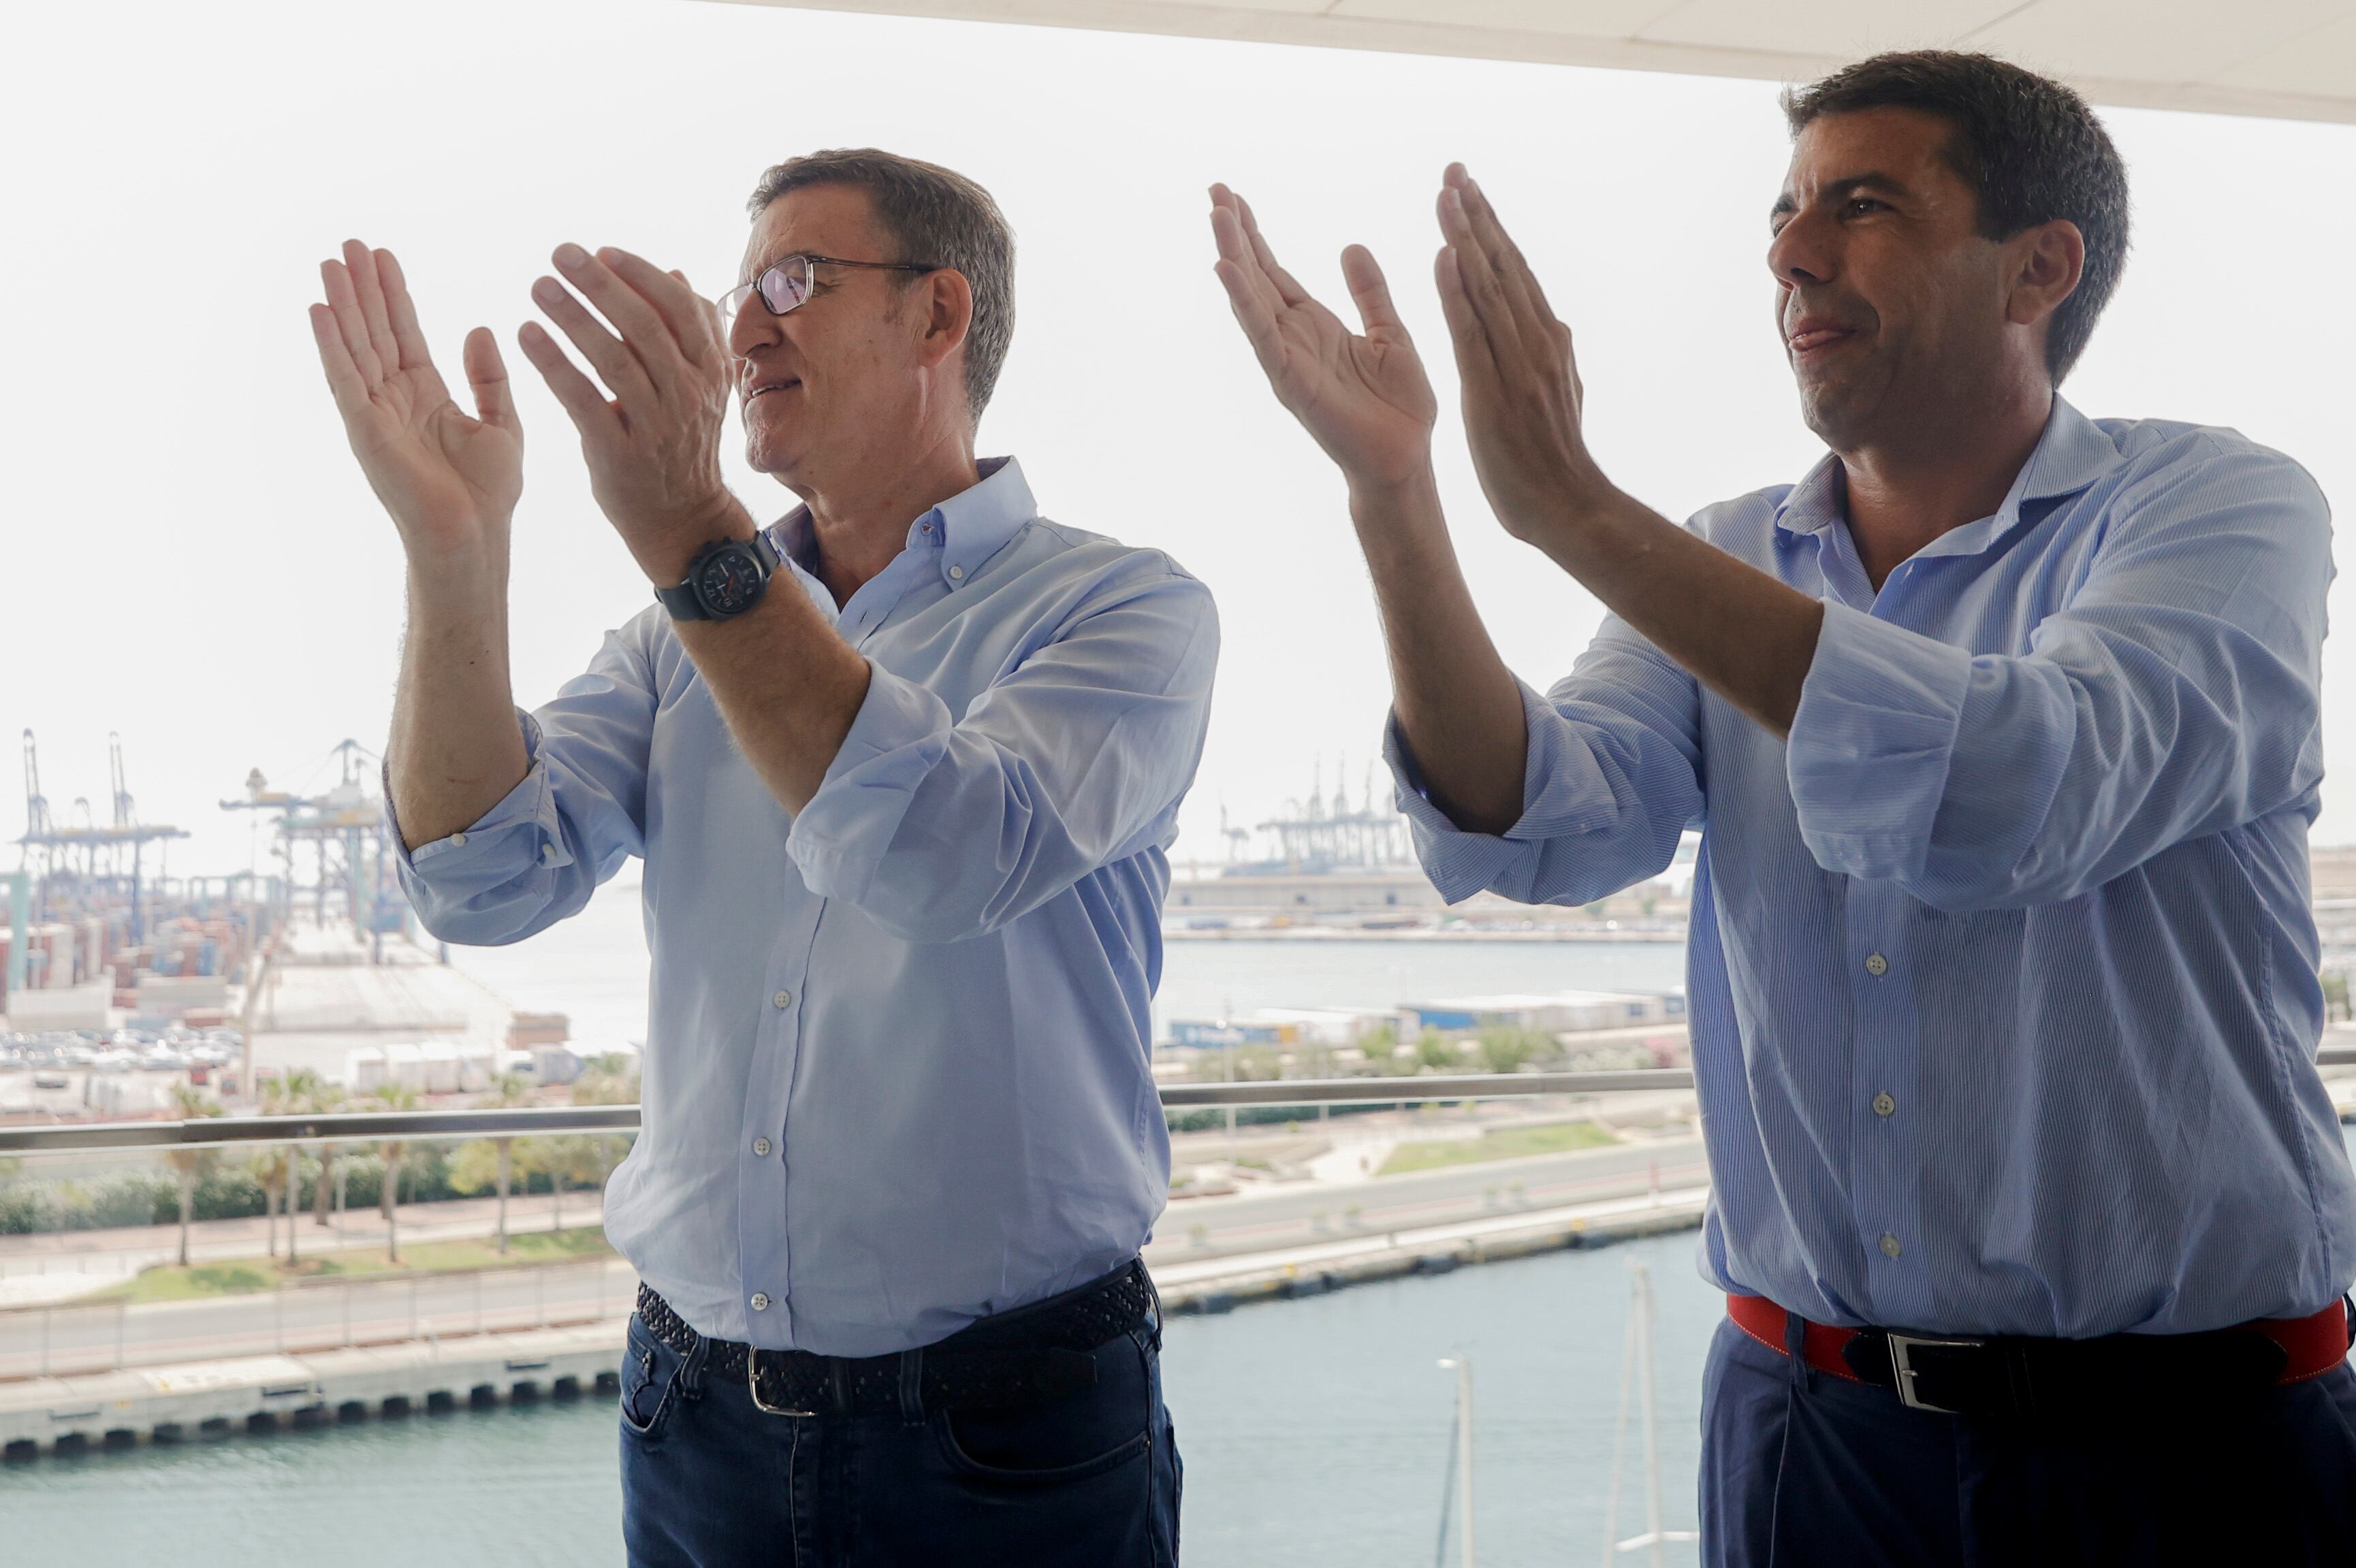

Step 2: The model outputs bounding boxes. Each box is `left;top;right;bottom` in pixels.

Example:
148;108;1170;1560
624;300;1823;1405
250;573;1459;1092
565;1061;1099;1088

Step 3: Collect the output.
1770;171;1914;221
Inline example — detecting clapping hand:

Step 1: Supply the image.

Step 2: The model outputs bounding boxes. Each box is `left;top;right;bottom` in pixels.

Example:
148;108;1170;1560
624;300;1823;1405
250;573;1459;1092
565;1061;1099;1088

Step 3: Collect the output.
1208;185;1437;492
308;242;523;562
517;245;740;584
1433;164;1612;542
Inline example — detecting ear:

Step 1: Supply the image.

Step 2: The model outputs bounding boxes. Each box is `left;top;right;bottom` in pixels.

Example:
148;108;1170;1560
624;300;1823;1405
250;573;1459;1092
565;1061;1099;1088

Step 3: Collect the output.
911;268;974;376
2005;218;2086;334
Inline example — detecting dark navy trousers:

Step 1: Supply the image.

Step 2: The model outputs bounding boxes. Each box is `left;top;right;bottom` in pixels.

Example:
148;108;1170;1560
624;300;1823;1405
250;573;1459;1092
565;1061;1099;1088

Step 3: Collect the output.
616;1310;1181;1567
1699;1314;2356;1566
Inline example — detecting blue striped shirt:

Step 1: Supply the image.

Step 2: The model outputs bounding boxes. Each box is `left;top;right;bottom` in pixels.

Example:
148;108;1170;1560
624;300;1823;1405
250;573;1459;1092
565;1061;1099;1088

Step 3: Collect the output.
392;458;1219;1356
1390;399;2355;1337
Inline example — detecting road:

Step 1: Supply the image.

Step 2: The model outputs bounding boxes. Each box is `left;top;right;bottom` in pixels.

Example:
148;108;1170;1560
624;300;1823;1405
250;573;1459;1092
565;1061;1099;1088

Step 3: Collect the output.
0;1258;638;1380
1143;1134;1708;1265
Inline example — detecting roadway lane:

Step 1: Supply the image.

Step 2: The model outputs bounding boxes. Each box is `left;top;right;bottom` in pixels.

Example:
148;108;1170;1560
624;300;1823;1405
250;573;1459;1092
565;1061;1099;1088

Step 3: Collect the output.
0;1258;639;1379
1145;1134;1708;1265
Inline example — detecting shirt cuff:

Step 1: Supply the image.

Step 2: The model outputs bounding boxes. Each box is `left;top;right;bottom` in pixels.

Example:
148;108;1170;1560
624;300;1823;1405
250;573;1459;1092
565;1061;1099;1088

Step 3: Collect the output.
383;710;562;875
786;662;953;901
1383;679;1625;903
1787;600;1973;880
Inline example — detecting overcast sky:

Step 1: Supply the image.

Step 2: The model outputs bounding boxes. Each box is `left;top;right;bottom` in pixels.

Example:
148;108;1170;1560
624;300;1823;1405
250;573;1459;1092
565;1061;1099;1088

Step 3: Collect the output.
5;0;2353;881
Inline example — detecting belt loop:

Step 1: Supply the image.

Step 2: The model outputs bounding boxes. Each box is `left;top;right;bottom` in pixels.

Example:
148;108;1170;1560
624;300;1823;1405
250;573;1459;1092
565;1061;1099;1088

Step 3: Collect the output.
897;1348;926;1426
1783;1305;1813;1393
1142;1261;1164;1355
678;1328;710;1400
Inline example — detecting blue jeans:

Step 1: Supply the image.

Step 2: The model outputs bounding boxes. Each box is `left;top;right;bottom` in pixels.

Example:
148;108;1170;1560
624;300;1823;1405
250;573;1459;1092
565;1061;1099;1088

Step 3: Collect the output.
1698;1314;2356;1567
618;1308;1181;1567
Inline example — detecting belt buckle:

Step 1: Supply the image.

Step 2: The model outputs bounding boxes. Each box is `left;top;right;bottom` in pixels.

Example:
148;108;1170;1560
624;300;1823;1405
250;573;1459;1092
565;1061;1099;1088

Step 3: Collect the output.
1886;1332;1984;1413
746;1349;815;1418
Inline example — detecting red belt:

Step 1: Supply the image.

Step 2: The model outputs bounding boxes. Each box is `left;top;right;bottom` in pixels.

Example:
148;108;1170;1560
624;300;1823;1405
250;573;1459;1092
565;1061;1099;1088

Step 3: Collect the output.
1730;1293;2353;1413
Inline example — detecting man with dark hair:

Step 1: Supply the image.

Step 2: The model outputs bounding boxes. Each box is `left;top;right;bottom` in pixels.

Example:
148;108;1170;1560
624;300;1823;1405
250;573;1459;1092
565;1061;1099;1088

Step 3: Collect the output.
310;147;1207;1564
1213;48;2353;1567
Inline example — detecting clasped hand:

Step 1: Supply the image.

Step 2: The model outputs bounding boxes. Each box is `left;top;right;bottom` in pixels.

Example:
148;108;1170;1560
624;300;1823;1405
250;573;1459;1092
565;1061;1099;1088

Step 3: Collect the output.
311;239;740;588
1210;163;1614;541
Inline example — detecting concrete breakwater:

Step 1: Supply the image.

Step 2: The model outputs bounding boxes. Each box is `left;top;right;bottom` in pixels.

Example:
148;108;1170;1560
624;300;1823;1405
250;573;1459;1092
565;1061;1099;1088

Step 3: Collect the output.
0;1322;620;1460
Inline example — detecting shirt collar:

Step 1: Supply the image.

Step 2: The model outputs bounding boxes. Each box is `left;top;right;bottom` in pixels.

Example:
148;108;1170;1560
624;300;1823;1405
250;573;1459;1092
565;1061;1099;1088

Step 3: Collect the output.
768;455;1036;592
1772;397;2124;556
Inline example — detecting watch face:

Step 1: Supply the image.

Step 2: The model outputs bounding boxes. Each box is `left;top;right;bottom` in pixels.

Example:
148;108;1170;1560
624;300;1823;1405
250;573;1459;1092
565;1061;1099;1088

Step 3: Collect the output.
695;545;764;617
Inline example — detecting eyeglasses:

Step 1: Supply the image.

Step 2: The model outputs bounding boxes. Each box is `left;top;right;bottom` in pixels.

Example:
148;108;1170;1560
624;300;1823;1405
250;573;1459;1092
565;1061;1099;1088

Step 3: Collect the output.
718;254;942;331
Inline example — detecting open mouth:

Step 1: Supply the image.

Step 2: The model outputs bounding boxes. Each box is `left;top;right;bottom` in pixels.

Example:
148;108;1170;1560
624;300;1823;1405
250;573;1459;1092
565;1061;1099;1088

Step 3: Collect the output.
744;378;801;402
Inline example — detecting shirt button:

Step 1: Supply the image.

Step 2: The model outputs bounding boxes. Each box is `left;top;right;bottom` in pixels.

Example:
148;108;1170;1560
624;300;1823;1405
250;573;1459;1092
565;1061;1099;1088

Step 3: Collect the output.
773;989;793;1009
1873;1092;1896;1117
1864;953;1890;976
750;1292;771;1311
449;831;467;848
947;564;965;581
752;1137;773;1157
541;842;558;863
1879;1233;1903;1260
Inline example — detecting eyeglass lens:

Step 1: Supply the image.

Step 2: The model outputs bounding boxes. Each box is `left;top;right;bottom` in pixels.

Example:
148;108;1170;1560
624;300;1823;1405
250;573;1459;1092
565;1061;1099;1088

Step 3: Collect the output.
720;257;815;330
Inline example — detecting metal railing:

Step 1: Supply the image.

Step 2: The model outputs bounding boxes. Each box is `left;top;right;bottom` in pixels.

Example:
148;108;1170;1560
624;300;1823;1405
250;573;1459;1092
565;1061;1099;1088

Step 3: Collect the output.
0;1070;1698;1153
7;1047;2352;1153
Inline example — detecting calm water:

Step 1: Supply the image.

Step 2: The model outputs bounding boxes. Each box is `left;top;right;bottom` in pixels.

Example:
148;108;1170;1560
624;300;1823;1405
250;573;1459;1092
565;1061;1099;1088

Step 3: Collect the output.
444;874;1691;1049
0;1234;1719;1567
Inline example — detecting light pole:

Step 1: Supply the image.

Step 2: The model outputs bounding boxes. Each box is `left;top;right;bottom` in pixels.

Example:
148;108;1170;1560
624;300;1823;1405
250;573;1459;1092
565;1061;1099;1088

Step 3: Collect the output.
1437;1354;1476;1568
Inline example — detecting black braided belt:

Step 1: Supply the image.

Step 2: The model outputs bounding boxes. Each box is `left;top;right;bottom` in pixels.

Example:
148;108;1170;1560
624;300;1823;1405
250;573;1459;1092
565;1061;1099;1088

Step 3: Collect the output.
635;1258;1156;1417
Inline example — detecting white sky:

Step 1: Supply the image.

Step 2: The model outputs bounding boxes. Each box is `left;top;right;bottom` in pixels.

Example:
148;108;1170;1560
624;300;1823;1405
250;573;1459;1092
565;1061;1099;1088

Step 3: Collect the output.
4;0;2354;878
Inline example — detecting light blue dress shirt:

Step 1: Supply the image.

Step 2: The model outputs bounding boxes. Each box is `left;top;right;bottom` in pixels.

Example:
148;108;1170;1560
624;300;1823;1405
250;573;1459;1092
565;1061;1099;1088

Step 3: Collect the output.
393;458;1219;1356
1392;400;2355;1338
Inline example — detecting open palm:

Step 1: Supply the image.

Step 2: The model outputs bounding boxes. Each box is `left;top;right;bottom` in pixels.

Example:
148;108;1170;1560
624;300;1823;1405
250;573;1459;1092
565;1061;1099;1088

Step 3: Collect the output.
309;240;522;558
1209;186;1435;489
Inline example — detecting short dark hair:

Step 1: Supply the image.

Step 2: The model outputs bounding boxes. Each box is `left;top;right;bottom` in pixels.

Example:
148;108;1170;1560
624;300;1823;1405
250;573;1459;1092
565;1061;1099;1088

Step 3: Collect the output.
1783;51;2131;383
746;149;1015;420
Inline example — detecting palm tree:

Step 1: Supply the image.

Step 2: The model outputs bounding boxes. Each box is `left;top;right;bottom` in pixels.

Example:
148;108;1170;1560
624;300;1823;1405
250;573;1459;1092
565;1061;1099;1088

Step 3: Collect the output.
302;1075;346;1232
483;1073;533;1255
164;1084;222;1268
370;1081;419;1264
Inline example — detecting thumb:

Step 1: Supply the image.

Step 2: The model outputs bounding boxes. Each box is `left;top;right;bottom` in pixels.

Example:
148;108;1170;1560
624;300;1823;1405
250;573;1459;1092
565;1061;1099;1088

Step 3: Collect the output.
462;326;520;434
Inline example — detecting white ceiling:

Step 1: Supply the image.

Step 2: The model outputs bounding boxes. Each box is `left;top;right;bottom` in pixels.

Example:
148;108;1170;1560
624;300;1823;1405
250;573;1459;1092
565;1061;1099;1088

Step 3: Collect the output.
725;1;2356;124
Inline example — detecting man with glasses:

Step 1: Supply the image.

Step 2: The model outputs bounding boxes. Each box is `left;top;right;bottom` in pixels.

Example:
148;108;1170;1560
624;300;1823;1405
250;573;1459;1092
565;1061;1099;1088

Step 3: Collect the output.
308;148;1209;1565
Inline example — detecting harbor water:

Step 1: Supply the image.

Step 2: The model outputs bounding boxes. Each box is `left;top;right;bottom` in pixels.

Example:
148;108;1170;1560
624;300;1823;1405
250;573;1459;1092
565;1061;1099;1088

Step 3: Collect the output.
0;1234;1721;1567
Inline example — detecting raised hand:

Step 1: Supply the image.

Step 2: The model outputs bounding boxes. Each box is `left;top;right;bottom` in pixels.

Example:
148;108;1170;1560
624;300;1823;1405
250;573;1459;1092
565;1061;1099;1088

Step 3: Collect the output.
1209;185;1437;491
515;245;739;586
308;242;523;562
1433;165;1612;542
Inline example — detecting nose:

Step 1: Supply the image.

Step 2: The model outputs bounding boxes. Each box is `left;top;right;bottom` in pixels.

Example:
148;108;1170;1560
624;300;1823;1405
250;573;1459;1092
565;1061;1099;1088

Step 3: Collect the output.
728;289;781;367
1767;208;1834;291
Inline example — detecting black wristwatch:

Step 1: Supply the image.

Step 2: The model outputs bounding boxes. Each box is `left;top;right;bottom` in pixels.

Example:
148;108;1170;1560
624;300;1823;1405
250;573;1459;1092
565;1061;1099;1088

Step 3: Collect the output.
656;531;782;622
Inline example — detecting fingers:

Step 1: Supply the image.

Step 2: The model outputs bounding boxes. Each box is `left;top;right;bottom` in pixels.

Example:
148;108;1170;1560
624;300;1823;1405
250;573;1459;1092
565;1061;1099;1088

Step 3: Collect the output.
1209;206;1286;372
529;264;658;410
1232;191;1311;309
375;249;435;373
462;326;519;436
319;257;385;387
1433;244;1497;386
342;241;407;382
515;319;620;438
1437;182;1533;380
306;302;371;418
596;247;725;368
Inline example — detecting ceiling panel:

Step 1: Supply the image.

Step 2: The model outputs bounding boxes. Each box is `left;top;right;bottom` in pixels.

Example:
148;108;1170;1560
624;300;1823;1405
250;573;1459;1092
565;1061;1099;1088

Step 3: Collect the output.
724;1;2356;124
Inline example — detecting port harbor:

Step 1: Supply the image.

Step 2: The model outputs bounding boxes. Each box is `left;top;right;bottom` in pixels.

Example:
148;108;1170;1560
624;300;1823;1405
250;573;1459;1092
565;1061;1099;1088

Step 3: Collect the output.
6;748;2356;1477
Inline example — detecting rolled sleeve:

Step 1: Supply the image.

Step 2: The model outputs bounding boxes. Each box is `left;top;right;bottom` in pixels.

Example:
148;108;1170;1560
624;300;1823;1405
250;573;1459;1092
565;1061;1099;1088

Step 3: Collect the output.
786;663;955;907
1786;601;1974;882
1386;619;1703;910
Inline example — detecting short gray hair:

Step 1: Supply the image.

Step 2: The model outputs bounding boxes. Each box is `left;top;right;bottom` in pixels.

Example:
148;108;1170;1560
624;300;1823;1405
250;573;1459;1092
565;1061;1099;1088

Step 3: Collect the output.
747;148;1015;421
